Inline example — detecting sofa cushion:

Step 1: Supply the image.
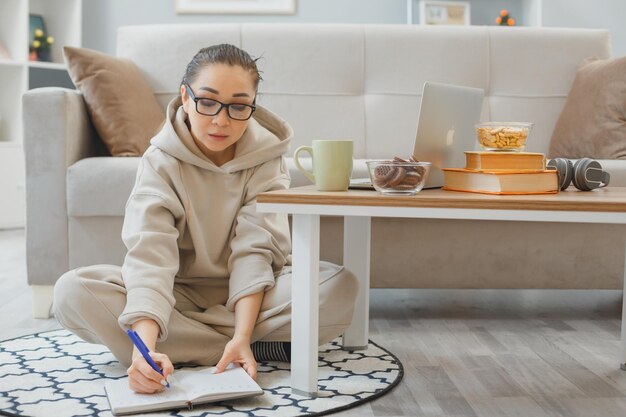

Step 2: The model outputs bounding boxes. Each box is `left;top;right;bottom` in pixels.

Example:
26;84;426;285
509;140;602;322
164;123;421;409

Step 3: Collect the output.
489;28;610;98
488;96;566;155
67;157;139;217
68;156;369;216
63;46;165;156
549;56;626;159
68;156;370;216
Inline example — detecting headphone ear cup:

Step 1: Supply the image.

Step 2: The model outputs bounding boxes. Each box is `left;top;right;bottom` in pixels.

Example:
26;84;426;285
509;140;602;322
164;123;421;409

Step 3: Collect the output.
573;158;605;191
547;158;573;191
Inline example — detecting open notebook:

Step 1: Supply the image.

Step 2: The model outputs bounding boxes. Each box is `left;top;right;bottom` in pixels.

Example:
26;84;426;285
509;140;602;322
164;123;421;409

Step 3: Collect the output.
104;364;263;416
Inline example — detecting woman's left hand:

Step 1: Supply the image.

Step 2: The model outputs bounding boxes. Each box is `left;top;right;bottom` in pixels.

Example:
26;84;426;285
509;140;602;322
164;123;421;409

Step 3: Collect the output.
214;336;257;380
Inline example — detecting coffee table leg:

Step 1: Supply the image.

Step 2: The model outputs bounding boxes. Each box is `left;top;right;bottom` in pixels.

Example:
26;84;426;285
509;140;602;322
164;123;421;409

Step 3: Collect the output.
619;243;626;371
342;216;371;350
291;214;320;396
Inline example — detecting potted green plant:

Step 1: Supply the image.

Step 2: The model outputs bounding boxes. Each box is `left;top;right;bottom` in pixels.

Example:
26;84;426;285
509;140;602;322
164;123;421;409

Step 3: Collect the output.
29;28;54;62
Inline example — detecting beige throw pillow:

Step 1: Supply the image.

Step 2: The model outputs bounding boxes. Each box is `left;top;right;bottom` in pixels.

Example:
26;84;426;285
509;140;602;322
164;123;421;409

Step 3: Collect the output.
549;56;626;160
63;46;165;156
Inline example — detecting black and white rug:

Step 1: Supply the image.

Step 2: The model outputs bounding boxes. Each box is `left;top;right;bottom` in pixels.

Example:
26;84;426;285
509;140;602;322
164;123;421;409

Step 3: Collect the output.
0;330;402;417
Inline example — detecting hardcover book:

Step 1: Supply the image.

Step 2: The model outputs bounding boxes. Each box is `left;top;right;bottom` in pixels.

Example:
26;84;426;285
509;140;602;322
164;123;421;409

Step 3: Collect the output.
104;364;263;416
442;168;559;195
464;151;546;172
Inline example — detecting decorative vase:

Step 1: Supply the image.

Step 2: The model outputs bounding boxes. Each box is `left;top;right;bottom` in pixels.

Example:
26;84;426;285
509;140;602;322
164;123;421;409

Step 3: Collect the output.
37;49;51;62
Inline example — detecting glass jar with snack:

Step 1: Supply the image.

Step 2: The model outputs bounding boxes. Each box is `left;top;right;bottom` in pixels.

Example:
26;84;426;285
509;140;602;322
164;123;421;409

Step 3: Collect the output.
475;122;534;152
366;157;431;195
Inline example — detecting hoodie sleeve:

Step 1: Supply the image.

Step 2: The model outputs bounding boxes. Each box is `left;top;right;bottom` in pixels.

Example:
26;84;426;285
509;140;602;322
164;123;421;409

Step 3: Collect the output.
118;156;185;341
226;157;291;311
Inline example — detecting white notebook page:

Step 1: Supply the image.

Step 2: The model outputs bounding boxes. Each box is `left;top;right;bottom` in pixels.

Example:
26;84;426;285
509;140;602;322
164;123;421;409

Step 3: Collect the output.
105;364;262;413
181;365;262;401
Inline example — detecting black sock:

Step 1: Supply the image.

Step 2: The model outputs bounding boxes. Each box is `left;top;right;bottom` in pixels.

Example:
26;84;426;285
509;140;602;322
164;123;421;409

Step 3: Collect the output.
251;341;291;362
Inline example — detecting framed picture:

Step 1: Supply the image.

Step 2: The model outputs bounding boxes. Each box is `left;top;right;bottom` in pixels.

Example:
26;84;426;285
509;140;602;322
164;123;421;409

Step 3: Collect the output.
419;1;470;25
176;0;296;14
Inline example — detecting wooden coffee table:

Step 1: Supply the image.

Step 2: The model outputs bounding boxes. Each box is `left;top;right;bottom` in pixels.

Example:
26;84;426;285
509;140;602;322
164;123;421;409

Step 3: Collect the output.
256;186;626;396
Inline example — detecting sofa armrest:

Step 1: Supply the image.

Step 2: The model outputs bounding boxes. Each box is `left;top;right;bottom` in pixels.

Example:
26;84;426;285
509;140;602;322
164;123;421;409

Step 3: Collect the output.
596;159;626;187
23;87;101;287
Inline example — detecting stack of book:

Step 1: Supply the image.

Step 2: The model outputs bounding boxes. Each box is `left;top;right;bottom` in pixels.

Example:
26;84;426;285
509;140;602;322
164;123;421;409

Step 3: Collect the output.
442;151;559;195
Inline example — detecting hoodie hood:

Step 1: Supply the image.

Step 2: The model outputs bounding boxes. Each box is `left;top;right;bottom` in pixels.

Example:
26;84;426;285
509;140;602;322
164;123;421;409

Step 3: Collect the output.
151;96;293;173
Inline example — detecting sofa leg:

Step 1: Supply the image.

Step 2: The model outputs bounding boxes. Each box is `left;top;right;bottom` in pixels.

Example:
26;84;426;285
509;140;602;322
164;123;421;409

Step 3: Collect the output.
32;285;54;319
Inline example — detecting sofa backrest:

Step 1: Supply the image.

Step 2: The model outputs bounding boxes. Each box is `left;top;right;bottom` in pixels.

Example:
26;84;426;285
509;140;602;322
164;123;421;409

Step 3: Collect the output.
117;24;610;158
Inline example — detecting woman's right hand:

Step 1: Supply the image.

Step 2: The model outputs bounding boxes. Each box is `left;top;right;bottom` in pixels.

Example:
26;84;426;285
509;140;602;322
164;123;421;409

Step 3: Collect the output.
127;351;174;394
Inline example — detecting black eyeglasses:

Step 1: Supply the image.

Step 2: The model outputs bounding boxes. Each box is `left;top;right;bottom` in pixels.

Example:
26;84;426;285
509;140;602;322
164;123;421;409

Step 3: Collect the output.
184;84;256;121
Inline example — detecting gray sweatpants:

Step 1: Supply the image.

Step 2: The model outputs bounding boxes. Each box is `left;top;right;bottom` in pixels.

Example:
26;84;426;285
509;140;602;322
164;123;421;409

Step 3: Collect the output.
53;262;357;367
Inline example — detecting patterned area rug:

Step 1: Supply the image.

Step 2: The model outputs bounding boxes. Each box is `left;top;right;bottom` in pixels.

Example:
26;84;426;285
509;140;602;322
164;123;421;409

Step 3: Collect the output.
0;330;402;417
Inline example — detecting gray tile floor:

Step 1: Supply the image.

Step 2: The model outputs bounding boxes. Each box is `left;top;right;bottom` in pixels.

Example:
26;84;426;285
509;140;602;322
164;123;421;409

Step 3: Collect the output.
2;228;626;416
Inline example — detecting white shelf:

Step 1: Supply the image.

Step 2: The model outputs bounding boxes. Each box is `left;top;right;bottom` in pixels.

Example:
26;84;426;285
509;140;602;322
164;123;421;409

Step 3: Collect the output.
0;142;25;229
0;0;81;229
29;0;82;65
0;59;26;68
0;0;28;63
0;65;28;145
28;61;66;70
407;0;545;27
0;0;81;143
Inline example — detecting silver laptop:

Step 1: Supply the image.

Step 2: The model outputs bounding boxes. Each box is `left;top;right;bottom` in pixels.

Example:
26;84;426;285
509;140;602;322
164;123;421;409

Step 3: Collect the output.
350;81;484;189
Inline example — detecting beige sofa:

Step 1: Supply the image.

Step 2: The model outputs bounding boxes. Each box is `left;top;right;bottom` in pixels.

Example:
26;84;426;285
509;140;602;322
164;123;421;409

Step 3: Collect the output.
24;24;626;318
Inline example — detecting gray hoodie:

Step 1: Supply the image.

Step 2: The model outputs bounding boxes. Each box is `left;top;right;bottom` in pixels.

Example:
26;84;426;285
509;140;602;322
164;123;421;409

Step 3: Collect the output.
118;97;293;341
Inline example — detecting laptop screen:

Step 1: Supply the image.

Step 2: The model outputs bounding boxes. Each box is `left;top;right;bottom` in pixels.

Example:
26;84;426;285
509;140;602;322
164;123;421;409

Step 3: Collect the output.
412;82;484;188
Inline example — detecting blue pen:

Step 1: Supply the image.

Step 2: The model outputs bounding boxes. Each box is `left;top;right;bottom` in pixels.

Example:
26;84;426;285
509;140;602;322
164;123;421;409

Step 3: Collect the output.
126;329;170;388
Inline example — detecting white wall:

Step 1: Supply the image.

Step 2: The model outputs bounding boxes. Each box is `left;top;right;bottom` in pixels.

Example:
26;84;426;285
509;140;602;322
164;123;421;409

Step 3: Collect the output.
81;0;625;57
82;0;523;54
541;0;626;57
521;0;541;27
83;0;409;54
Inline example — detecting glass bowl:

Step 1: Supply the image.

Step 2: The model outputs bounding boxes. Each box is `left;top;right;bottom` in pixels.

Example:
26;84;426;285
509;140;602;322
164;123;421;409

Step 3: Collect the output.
366;160;431;195
475;122;534;152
